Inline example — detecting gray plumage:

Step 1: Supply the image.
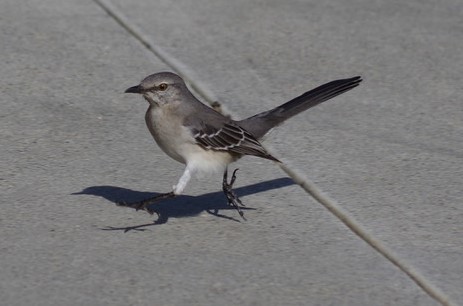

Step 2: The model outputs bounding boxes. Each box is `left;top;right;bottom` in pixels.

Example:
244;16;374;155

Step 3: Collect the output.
122;71;362;218
126;71;361;163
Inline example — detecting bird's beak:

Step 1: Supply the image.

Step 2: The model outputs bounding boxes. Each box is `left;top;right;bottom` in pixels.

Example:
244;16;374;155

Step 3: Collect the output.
124;85;143;94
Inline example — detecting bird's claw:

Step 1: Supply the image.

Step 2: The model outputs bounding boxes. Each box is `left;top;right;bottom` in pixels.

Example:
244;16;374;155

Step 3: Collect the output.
116;200;157;215
223;168;246;220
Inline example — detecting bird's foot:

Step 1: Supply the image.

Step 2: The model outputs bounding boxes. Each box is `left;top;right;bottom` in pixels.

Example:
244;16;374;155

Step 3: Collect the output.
116;191;175;215
223;168;246;221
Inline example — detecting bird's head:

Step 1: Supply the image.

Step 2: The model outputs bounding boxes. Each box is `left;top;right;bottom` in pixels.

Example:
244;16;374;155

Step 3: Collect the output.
125;72;186;106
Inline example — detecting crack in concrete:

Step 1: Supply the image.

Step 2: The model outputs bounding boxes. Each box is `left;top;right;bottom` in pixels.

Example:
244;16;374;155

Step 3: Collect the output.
93;0;453;304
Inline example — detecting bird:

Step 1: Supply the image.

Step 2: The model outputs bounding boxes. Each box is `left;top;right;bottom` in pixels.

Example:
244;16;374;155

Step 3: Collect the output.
120;72;362;219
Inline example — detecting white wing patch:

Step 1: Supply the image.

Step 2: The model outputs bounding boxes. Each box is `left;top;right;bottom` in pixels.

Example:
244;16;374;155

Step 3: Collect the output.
192;122;279;161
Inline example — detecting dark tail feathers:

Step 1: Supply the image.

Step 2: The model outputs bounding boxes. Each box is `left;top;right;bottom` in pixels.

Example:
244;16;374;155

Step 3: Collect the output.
237;76;362;139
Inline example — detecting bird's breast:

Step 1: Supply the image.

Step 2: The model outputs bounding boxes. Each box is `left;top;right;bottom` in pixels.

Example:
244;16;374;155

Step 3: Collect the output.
145;106;190;164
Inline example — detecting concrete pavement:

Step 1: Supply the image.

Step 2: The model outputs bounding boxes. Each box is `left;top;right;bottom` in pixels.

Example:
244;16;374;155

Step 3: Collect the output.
1;0;462;305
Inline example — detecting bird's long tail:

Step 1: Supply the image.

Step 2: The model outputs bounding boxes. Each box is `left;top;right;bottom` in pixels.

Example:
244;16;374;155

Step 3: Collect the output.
238;76;362;139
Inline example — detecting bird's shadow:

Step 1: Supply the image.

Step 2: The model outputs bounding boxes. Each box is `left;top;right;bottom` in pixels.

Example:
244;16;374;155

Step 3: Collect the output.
73;177;295;232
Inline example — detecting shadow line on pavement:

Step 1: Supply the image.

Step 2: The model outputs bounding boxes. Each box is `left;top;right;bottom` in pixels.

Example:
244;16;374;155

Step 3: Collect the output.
73;177;295;231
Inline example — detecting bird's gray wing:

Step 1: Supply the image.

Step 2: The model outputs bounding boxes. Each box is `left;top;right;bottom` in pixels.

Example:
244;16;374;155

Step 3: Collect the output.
184;116;279;162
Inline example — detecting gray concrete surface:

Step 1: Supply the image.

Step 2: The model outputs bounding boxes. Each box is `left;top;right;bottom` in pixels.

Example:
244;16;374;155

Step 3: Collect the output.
1;0;461;305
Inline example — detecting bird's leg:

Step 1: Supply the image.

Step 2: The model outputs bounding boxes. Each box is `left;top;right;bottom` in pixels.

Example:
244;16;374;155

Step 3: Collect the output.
117;167;192;215
117;192;175;215
222;168;246;220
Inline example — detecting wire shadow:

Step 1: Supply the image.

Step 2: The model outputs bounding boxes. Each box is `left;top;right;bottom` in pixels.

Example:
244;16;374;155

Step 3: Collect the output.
73;177;295;231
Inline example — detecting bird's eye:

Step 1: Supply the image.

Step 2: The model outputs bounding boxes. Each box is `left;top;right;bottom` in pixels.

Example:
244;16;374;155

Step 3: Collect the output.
158;83;168;91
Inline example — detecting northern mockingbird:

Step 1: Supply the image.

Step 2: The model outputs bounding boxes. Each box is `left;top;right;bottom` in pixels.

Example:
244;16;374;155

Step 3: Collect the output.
121;72;361;219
